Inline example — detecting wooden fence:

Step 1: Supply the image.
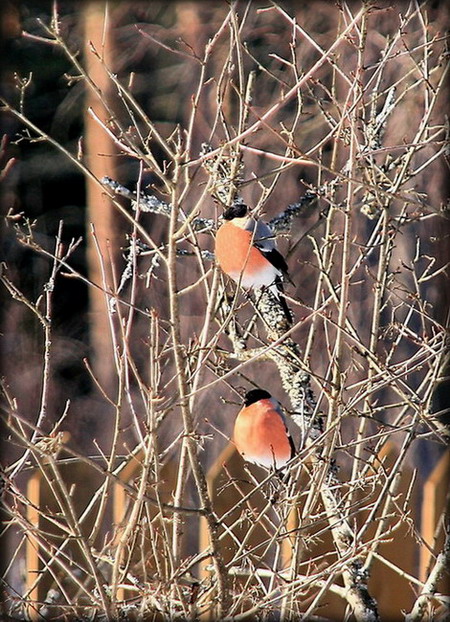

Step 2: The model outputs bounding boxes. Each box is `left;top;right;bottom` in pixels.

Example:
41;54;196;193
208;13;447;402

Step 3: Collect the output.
25;442;449;619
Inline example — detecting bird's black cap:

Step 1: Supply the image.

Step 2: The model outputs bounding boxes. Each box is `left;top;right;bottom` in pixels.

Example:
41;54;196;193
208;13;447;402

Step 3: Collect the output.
223;204;248;221
244;388;272;406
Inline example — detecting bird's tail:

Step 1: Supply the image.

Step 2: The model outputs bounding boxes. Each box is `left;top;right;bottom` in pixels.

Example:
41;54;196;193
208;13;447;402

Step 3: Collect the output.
269;278;293;324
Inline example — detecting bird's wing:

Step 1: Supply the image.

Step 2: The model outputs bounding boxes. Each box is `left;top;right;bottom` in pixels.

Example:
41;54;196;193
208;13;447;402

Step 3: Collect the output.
256;246;289;275
246;219;289;275
243;218;276;250
253;220;277;251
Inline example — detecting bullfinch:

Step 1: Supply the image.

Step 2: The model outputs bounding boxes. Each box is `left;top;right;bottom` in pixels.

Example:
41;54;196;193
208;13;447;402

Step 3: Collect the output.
215;204;292;322
233;389;296;471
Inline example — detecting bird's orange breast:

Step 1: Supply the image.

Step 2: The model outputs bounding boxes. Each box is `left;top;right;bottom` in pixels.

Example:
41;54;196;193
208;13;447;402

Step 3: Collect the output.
215;222;277;287
233;399;292;469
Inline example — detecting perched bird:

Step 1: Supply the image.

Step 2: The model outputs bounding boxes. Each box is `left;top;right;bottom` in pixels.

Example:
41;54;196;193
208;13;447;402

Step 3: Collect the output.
233;389;295;471
215;204;292;322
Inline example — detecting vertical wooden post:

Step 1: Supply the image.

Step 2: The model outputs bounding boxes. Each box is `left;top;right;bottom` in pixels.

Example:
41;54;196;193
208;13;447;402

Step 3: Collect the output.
113;450;146;530
420;451;450;582
25;470;42;621
280;506;298;569
367;441;418;618
83;1;118;390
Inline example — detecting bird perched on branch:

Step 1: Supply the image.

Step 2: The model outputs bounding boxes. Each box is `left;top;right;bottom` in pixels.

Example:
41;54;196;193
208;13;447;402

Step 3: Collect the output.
233;389;295;471
215;204;292;322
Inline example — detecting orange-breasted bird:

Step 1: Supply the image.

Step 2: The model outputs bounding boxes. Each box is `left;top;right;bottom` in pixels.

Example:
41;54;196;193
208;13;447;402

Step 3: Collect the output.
233;389;296;470
215;204;292;322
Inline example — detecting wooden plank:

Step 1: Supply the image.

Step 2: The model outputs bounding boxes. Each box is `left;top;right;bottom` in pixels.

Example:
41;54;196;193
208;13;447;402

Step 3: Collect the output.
365;440;418;619
420;451;450;582
113;448;145;528
25;470;42;621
